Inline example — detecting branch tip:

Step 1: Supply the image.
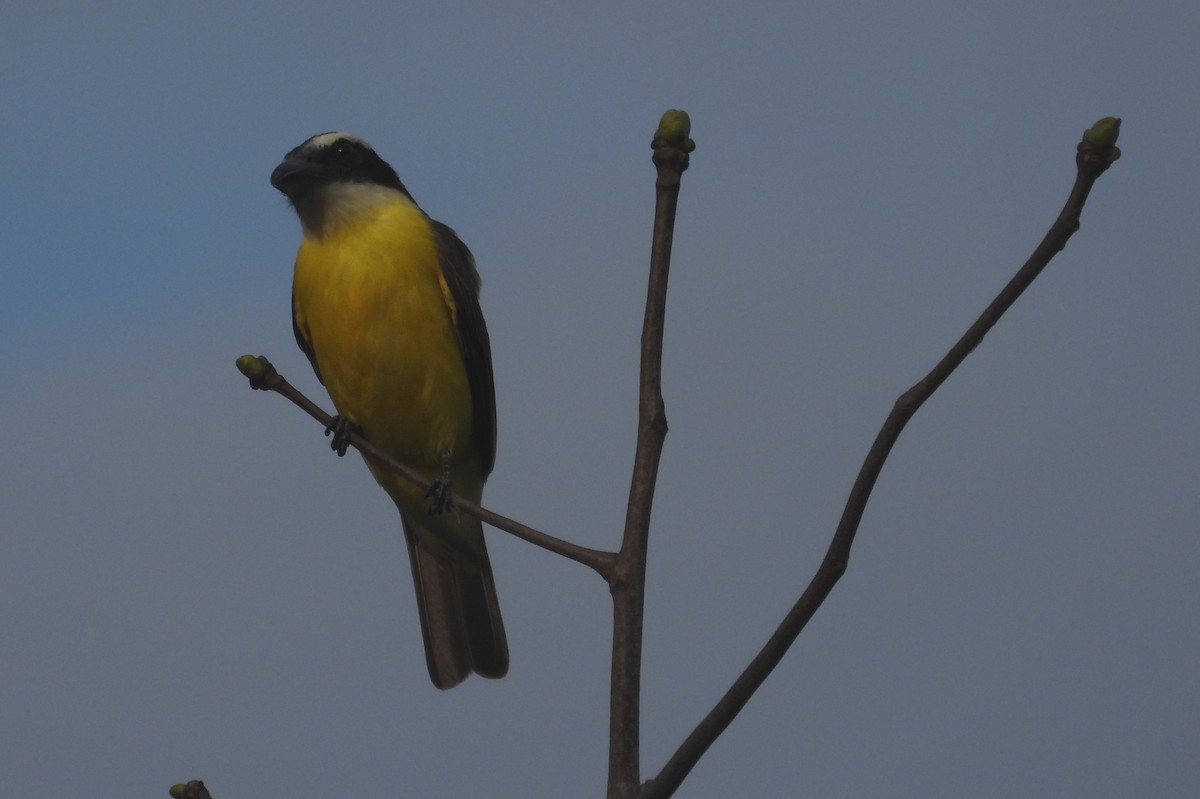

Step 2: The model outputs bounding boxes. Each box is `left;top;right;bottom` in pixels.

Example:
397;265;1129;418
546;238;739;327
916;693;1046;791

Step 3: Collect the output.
1083;116;1121;149
168;781;211;799
235;354;277;389
1079;116;1122;168
652;109;695;153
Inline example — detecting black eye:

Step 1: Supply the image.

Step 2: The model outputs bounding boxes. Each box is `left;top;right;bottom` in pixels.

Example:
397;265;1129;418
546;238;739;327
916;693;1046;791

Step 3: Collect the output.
332;141;362;165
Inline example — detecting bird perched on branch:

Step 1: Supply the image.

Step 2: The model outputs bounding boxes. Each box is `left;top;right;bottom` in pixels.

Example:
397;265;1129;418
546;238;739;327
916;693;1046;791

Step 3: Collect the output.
271;132;507;688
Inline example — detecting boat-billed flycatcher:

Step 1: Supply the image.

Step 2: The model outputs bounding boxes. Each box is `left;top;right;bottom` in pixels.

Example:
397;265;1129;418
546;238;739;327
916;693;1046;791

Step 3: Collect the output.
271;132;507;689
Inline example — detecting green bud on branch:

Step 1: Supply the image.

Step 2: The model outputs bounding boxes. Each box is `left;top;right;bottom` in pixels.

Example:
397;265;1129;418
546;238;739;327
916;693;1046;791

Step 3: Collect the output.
1080;116;1122;165
654;109;696;152
1083;116;1121;149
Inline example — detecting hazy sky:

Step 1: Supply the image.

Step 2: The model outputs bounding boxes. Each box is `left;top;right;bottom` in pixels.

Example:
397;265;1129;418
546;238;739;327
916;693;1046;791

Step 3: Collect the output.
3;2;1197;797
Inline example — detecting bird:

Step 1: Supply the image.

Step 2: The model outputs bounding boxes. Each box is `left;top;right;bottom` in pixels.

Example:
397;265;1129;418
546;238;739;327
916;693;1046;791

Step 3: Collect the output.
271;132;507;689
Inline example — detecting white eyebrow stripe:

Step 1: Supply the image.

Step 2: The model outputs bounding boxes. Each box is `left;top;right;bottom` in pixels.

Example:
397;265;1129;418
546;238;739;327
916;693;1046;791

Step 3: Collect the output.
304;131;367;150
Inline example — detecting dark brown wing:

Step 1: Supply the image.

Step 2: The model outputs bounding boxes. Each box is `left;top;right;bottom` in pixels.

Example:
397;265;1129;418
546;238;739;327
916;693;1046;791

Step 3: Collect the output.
292;288;324;385
432;220;497;477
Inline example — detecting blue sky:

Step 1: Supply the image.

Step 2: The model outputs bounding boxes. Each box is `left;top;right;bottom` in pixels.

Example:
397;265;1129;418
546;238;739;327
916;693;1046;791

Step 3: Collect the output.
3;2;1198;797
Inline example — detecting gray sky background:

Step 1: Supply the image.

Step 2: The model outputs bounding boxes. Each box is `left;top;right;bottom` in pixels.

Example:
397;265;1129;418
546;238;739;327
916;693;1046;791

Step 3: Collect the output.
3;2;1197;797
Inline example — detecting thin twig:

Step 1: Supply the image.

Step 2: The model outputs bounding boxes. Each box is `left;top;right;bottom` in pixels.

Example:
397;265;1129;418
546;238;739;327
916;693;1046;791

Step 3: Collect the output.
235;356;616;579
607;113;694;799
642;122;1121;799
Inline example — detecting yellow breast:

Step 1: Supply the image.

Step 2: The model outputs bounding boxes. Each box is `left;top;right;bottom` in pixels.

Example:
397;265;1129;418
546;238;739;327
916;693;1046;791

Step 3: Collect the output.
291;197;476;507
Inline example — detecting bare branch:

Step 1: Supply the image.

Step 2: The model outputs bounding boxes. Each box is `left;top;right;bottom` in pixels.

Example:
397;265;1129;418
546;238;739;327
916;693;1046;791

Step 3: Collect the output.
607;111;695;799
642;118;1123;799
235;355;616;579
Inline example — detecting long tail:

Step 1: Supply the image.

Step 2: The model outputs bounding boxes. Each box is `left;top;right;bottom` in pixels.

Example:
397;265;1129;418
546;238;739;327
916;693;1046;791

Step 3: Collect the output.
402;516;508;689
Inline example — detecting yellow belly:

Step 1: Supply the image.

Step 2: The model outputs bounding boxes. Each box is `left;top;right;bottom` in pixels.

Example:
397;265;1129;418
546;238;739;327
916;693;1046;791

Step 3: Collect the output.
291;199;478;513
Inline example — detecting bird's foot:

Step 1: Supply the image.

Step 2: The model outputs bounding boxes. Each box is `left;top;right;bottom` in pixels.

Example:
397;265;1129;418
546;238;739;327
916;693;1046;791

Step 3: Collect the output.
424;450;455;514
424;479;454;515
323;415;358;457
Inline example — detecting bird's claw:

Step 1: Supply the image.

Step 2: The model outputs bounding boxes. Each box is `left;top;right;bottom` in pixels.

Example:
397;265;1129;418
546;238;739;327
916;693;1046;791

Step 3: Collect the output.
424;479;454;515
324;415;357;457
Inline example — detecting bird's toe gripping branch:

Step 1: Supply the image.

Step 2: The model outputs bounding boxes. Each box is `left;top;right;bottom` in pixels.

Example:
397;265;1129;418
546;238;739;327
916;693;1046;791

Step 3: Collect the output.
423;479;454;515
422;450;456;514
323;415;359;457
